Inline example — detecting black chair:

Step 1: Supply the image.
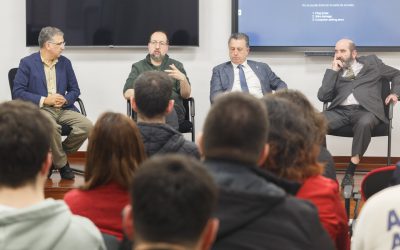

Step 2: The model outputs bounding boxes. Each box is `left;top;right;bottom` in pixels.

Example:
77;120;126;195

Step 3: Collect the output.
127;97;196;142
323;79;394;165
8;67;87;173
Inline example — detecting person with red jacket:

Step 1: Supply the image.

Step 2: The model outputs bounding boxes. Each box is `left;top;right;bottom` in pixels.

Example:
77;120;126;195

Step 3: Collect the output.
263;94;350;250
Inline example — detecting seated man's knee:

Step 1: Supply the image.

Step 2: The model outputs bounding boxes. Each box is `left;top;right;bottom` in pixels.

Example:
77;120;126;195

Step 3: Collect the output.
356;114;378;129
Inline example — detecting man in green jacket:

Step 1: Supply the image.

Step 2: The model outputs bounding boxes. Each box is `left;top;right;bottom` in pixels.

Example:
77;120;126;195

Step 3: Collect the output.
123;31;191;130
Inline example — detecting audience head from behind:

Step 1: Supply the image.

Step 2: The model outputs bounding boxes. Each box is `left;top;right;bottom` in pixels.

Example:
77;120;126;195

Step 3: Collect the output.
274;89;327;145
82;112;146;190
262;95;323;182
131;71;174;123
123;155;219;250
199;92;269;165
0;100;106;249
0;100;51;190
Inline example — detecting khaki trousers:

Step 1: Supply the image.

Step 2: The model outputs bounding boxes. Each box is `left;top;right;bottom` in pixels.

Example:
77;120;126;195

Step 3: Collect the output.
41;107;92;169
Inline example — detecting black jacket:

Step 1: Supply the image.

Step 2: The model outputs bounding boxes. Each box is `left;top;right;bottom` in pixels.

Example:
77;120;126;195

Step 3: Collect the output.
138;123;200;159
204;159;335;250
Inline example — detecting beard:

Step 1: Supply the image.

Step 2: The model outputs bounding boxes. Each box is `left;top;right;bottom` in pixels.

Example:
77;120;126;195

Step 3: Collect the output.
337;56;354;69
150;53;164;63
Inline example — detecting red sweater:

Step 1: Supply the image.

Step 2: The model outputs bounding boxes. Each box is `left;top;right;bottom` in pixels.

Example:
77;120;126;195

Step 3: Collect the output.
297;175;350;250
64;182;129;240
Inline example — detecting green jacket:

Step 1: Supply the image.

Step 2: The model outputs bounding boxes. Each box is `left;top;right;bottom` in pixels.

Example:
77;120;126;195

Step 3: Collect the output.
123;54;190;124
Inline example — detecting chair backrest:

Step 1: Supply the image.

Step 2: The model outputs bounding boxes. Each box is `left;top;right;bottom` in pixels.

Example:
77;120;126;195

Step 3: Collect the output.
8;68;18;98
361;165;396;201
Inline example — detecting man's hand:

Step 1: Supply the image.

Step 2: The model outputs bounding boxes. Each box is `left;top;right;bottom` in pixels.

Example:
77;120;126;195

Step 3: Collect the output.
385;94;398;105
331;59;343;72
164;64;186;81
54;94;67;108
44;94;66;107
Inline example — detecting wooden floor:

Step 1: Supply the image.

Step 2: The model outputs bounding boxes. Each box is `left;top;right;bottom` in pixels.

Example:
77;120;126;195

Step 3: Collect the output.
45;158;85;200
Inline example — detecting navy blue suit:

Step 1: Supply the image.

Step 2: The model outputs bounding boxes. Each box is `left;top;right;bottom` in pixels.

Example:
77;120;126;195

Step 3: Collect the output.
13;52;80;111
210;60;287;103
12;52;91;169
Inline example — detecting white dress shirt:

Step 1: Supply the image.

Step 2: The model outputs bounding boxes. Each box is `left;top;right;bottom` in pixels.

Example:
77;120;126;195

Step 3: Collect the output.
341;60;364;106
231;61;263;98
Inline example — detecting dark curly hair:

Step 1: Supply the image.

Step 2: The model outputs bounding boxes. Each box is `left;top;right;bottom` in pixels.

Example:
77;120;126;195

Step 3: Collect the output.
262;95;323;182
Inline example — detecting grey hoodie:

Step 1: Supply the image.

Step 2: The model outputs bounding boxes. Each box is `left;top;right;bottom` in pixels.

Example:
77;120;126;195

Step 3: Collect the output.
0;199;106;250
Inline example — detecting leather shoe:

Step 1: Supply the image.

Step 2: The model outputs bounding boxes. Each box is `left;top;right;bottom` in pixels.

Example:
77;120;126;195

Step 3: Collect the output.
47;164;56;179
341;173;354;189
59;163;75;180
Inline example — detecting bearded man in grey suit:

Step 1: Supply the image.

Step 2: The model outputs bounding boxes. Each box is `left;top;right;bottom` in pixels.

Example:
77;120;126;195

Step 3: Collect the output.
210;33;287;103
318;38;400;189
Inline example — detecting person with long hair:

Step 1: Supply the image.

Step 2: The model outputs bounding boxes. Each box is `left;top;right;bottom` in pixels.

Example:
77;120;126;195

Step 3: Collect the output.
64;112;146;240
275;89;336;180
262;95;349;250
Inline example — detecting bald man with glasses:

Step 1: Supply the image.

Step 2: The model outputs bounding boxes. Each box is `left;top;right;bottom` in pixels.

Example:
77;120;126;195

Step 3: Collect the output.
13;26;93;180
123;31;191;130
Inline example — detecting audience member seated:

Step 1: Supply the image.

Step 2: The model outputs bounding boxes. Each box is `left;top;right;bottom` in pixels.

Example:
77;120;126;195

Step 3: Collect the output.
122;155;219;250
275;89;337;181
197;92;334;250
0;100;105;249
130;71;200;158
13;26;93;180
352;182;400;249
123;30;191;130
64;112;146;240
262;95;349;250
209;32;287;103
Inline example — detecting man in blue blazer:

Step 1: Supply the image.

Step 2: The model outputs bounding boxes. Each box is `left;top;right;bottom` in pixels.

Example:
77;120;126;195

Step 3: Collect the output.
210;33;287;103
13;27;92;179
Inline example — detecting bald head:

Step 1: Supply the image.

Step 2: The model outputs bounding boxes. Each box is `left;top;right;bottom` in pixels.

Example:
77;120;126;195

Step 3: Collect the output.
336;39;356;52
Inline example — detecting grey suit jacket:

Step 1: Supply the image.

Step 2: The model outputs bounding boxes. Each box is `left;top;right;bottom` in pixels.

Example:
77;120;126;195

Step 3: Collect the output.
318;55;400;123
210;60;287;103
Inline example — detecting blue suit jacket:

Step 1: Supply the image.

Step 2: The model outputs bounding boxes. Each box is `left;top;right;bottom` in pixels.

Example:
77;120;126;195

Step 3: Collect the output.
13;52;80;111
209;60;287;103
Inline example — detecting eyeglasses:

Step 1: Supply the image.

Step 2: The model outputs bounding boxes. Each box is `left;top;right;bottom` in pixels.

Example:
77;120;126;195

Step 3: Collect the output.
49;41;66;46
149;40;168;46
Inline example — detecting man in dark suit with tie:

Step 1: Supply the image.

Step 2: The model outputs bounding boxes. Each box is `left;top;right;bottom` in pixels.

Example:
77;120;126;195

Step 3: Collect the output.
13;26;92;179
318;38;400;188
209;33;287;103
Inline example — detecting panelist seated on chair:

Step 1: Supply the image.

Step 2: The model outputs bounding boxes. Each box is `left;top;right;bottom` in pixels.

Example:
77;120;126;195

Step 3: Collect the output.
209;32;287;104
123;30;191;131
12;26;93;180
317;38;400;189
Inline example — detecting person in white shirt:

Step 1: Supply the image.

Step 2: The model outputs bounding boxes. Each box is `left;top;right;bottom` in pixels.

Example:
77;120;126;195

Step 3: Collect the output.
210;32;287;103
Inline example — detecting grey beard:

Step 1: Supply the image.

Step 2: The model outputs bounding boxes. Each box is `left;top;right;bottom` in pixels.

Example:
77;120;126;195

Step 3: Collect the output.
343;58;355;69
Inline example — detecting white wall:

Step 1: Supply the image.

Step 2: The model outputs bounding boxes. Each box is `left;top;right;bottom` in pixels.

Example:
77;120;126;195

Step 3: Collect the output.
1;0;400;157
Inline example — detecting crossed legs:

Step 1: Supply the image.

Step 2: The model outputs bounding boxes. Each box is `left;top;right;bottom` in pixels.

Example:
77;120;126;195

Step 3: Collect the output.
323;105;380;187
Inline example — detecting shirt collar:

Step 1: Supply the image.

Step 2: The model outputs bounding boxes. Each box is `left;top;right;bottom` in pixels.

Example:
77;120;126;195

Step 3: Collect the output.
231;60;248;68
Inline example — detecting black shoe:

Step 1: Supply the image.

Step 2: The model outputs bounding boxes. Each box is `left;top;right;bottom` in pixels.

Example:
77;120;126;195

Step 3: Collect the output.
59;163;75;180
341;173;354;189
48;164;55;179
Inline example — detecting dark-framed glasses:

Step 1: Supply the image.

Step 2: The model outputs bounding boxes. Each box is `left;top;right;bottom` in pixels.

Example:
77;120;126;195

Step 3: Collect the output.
149;40;168;46
49;41;66;46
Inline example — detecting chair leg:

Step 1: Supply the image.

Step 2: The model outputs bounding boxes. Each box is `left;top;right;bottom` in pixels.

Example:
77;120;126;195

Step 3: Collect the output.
388;120;392;165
